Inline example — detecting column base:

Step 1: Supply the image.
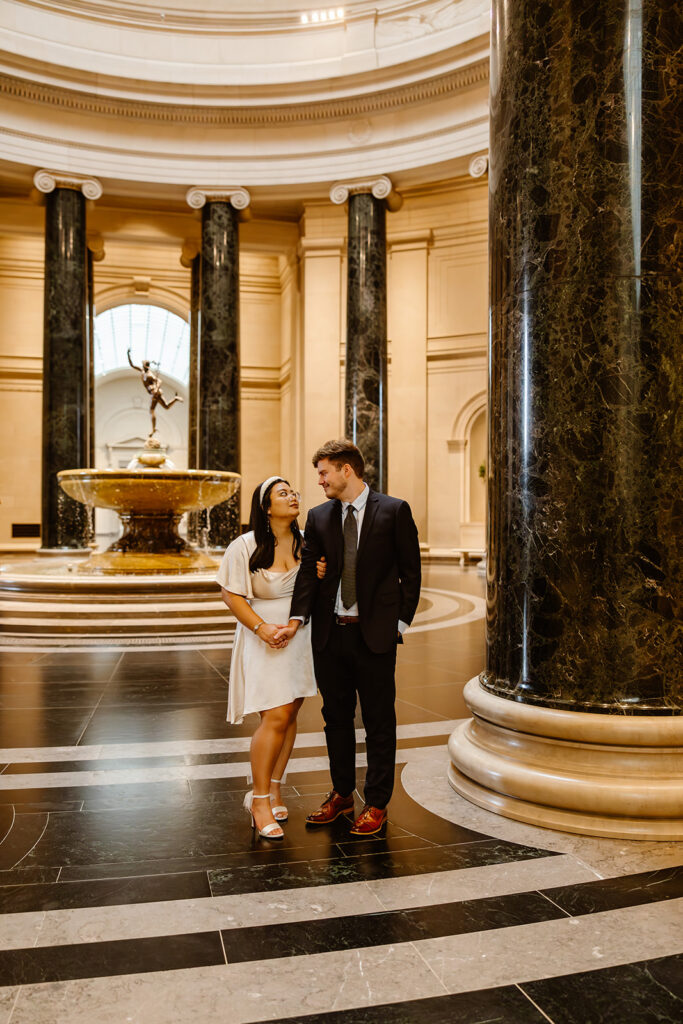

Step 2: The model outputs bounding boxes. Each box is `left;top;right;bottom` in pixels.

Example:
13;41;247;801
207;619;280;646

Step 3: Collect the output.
449;678;683;841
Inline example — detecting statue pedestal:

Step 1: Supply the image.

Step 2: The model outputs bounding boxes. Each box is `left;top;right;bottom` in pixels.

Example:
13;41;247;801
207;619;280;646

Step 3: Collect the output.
87;511;218;574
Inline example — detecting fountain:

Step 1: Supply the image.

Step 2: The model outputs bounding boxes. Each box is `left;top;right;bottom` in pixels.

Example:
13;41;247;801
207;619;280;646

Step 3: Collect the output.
0;348;240;646
56;354;239;574
58;460;239;575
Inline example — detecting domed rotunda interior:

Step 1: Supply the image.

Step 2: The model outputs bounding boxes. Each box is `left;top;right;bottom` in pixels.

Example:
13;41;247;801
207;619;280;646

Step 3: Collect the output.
0;1;680;1021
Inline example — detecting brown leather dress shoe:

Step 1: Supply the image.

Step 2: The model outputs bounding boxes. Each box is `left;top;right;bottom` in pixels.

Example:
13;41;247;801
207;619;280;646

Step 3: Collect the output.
306;790;355;825
349;805;388;835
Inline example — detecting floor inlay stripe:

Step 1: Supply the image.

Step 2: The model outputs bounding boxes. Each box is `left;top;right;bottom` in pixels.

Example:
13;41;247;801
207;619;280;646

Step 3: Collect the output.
0;745;450;790
272;983;552;1023
0;735;450;777
0;856;592;945
0;931;225;987
4;882;678;987
219;889;568;963
1;866;677;964
0;720;462;764
4;903;682;1023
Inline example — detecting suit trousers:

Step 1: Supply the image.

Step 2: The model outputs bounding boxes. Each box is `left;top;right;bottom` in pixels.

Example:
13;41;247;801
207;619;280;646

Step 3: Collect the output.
313;622;397;809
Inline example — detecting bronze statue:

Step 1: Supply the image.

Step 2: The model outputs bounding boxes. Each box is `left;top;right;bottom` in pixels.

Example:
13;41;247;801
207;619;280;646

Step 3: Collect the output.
127;349;183;436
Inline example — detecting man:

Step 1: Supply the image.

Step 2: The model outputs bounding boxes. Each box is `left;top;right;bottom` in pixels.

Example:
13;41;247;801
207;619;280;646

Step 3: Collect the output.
277;439;421;835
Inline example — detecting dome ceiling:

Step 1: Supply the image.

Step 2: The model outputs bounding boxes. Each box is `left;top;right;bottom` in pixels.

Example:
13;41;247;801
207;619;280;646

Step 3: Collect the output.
10;1;466;32
0;0;490;197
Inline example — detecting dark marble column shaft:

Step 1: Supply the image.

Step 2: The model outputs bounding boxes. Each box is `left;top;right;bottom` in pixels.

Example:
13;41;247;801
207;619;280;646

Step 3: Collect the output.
484;0;682;713
345;192;387;492
199;203;240;547
86;247;95;469
188;253;200;471
186;253;201;545
41;187;90;549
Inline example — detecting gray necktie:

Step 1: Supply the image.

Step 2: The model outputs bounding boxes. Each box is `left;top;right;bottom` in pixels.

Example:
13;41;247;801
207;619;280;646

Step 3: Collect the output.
341;505;357;609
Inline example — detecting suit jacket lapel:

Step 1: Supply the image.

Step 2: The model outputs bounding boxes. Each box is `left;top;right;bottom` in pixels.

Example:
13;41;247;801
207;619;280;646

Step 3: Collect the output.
357;489;379;559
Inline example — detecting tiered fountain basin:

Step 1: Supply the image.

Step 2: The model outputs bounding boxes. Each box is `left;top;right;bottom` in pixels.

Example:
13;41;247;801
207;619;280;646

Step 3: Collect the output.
58;468;240;575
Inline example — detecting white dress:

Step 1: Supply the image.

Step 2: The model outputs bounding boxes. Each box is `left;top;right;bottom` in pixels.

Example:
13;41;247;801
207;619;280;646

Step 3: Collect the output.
216;532;317;724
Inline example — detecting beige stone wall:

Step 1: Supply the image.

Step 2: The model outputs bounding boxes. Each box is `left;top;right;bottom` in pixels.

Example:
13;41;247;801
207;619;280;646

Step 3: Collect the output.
0;214;44;549
0;178;488;553
298;180;488;553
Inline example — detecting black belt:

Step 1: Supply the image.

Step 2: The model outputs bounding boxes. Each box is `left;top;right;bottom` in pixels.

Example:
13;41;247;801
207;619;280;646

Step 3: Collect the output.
335;615;360;625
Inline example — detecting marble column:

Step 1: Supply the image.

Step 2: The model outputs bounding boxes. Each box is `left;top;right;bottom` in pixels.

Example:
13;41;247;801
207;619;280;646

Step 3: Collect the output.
86;233;104;471
330;176;401;492
449;1;682;839
186;187;249;548
34;171;102;550
86;247;95;469
181;244;200;544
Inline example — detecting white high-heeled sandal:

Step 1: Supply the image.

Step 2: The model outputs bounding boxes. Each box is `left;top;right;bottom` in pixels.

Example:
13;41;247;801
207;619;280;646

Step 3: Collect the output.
243;790;284;840
270;776;288;822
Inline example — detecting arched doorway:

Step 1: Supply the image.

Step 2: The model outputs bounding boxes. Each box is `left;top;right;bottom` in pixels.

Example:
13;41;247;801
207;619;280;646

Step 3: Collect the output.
93;302;190;537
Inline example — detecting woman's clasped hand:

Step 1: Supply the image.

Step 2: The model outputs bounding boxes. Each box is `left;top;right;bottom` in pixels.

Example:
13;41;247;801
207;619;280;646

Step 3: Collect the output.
254;621;290;648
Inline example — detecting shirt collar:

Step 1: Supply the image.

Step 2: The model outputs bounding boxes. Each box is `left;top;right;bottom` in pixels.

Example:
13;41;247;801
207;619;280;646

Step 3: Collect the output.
342;482;369;513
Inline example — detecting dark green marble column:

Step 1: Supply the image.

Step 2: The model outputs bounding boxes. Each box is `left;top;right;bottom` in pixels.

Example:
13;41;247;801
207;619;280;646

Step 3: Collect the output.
199;202;241;547
484;0;682;713
40;187;90;550
186;251;201;545
86;246;95;469
188;252;200;471
344;191;388;492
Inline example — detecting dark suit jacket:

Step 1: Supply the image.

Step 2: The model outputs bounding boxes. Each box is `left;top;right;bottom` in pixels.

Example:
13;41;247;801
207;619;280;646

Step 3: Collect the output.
290;489;421;654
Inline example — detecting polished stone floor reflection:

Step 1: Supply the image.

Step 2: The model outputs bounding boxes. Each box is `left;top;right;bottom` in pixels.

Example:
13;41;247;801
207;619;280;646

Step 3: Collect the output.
0;566;680;1023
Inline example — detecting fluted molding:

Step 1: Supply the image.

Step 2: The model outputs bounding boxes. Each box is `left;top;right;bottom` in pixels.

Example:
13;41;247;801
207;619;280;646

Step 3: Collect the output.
33;169;103;200
0;60;489;128
330;175;402;211
468;154;488;178
185;186;251;211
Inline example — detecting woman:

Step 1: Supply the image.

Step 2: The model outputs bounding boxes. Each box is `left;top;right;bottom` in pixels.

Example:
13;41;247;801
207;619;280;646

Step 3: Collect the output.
217;476;320;840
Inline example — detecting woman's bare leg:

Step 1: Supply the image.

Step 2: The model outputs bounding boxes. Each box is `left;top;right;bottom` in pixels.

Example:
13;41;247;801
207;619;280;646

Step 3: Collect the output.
250;701;298;832
270;698;303;804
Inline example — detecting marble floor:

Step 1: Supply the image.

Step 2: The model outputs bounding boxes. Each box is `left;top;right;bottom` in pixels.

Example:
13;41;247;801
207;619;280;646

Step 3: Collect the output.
0;565;680;1023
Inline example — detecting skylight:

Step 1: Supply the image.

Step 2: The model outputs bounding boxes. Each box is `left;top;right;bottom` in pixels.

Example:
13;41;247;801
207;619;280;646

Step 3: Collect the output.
94;304;190;385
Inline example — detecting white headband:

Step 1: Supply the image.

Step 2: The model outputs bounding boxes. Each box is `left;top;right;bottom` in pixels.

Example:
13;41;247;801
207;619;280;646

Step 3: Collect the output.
259;476;285;504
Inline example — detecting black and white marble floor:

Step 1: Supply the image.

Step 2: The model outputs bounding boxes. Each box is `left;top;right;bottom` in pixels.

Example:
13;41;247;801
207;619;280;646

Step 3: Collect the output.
0;566;680;1023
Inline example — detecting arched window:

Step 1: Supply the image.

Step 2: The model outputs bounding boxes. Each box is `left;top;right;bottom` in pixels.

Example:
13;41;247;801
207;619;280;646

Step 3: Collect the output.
94;303;190;385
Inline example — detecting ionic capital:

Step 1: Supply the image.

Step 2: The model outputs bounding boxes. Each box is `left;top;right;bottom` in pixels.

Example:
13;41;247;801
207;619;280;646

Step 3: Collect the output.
185;186;251;211
329;175;402;212
468;154;488;179
33;170;103;200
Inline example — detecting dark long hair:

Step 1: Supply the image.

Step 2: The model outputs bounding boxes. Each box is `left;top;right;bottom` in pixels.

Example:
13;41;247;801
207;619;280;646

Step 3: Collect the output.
248;478;303;573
